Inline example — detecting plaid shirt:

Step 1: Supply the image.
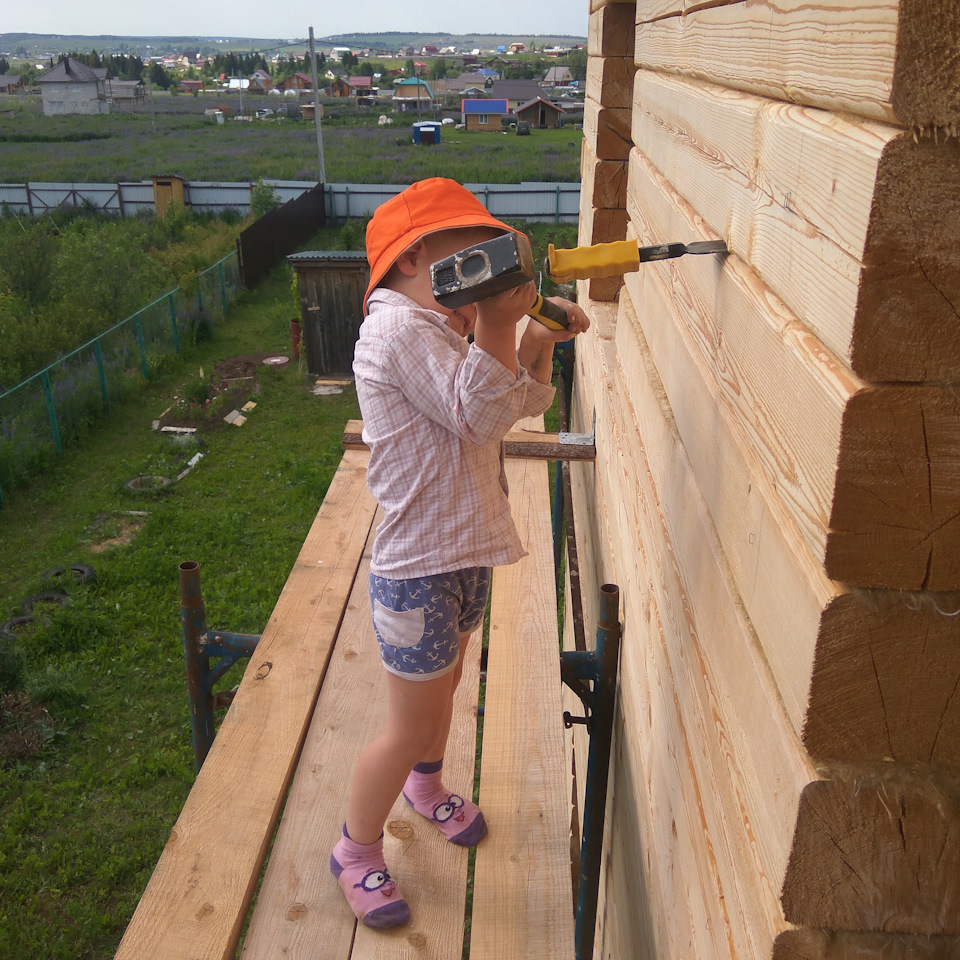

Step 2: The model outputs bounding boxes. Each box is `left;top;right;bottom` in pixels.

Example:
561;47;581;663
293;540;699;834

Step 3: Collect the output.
353;288;555;578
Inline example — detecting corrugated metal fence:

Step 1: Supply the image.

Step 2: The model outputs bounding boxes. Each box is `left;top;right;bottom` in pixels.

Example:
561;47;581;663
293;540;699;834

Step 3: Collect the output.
0;252;240;507
0;180;581;223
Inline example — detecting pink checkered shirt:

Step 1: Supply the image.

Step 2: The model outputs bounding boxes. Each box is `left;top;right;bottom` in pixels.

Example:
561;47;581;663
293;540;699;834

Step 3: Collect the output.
353;288;555;579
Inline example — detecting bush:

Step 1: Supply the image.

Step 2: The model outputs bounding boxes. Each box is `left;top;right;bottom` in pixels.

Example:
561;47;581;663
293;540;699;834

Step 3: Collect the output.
0;638;24;694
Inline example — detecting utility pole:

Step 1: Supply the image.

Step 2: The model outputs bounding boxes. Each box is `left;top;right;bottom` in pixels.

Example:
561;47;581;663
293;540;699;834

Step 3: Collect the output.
308;27;327;183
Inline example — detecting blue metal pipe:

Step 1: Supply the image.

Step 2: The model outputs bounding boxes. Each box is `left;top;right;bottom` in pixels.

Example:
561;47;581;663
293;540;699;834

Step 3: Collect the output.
179;562;261;772
179;560;213;772
563;583;621;960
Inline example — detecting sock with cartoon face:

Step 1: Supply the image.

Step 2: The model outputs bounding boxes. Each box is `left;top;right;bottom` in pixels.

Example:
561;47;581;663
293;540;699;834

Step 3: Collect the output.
329;825;410;928
402;758;488;846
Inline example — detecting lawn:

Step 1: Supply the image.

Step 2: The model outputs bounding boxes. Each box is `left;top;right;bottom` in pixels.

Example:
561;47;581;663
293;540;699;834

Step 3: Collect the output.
0;93;583;184
0;216;578;958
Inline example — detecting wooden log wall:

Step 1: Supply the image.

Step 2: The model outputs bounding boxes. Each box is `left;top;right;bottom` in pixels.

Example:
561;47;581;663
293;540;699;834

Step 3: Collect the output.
568;2;960;958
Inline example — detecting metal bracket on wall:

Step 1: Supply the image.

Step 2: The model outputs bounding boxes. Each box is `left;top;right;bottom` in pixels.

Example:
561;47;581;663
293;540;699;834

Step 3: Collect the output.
560;583;621;960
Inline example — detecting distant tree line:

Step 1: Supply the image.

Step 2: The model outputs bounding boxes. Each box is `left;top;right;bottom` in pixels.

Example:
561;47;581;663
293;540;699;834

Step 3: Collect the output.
62;51;146;81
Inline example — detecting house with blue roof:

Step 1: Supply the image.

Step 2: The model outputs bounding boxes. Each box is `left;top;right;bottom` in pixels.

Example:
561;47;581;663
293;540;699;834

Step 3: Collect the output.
461;98;508;132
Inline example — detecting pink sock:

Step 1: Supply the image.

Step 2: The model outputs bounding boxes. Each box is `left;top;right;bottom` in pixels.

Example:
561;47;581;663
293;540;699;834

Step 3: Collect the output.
402;759;487;846
329;825;410;928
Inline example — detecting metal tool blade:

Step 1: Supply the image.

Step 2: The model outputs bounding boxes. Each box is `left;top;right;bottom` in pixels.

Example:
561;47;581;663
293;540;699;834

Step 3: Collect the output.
682;240;728;255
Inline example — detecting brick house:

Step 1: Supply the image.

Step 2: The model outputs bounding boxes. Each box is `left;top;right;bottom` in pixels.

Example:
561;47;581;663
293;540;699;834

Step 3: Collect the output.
38;58;108;116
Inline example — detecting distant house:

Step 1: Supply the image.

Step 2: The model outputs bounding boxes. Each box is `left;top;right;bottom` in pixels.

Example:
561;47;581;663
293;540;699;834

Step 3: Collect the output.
0;76;24;94
38;58;108;116
542;66;573;87
392;77;433;112
515;96;566;129
105;78;147;104
333;76;373;97
462;98;508;132
280;73;313;94
420;45;439;56
509;43;526;53
249;70;273;94
488;79;548;111
179;79;204;94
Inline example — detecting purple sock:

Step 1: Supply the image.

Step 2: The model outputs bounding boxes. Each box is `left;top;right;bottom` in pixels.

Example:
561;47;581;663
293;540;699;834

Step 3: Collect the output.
329;825;410;929
402;759;488;847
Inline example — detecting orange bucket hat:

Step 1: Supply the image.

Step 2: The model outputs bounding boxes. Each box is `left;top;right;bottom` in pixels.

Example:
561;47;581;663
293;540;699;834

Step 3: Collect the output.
363;177;520;312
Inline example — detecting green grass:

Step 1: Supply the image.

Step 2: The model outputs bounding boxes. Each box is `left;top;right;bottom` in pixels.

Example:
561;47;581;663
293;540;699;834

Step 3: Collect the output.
0;94;583;184
0;261;360;959
0;214;578;959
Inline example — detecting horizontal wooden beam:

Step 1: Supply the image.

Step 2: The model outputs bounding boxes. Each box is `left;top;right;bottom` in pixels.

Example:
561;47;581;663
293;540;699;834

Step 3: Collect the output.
342;419;596;462
633;0;960;129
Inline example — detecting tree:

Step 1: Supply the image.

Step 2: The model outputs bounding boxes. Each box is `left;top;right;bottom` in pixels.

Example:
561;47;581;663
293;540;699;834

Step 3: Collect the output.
341;51;358;70
430;58;447;80
0;59;8;75
565;48;587;82
148;61;171;90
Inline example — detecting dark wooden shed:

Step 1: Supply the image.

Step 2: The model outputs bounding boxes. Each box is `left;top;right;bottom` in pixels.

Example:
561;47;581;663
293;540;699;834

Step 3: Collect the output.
287;251;370;377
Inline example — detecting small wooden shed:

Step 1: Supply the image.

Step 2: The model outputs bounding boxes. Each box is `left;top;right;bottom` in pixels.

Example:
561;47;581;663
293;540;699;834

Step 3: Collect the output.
288;251;369;377
462;98;508;131
515;96;566;129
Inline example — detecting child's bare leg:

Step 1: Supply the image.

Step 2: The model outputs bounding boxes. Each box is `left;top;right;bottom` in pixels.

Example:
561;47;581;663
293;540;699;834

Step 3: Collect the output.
346;667;459;843
331;668;456;929
402;632;487;846
421;631;473;763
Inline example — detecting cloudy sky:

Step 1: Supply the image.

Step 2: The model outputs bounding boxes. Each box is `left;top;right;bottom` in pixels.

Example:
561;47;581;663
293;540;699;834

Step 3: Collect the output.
4;0;590;42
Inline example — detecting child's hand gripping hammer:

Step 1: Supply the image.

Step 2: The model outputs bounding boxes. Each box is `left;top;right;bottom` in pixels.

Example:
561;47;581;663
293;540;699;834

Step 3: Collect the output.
429;233;572;332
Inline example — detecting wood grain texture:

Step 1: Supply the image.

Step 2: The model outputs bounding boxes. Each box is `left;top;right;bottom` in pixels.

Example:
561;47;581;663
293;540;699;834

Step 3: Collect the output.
627;147;960;590
341;420;596;462
583;97;632;160
634;0;960;128
782;770;960;935
805;592;960;764
573;286;797;958
115;449;376;960
580;138;627;211
586;55;636;109
631;69;960;381
610;233;960;762
241;517;481;960
588;4;637;57
773;927;960;960
471;414;576;960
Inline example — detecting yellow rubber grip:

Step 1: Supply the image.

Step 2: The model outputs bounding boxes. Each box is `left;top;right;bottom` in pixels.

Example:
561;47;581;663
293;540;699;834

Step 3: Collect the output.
547;239;641;282
527;294;571;332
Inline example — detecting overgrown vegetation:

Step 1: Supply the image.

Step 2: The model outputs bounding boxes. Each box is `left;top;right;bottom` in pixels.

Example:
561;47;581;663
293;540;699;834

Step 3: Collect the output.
0;206;242;389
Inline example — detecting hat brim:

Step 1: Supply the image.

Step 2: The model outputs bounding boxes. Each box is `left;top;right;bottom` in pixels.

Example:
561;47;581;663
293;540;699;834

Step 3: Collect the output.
363;212;522;313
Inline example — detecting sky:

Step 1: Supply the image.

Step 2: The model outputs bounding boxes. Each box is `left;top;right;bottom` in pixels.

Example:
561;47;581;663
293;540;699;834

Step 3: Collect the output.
2;0;590;42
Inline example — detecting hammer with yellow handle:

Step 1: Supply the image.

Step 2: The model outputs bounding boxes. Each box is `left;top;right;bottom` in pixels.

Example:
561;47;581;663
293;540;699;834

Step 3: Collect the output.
430;233;573;332
546;238;728;283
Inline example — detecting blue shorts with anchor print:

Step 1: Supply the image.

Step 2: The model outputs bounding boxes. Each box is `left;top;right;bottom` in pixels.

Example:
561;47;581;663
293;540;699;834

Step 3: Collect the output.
368;567;491;681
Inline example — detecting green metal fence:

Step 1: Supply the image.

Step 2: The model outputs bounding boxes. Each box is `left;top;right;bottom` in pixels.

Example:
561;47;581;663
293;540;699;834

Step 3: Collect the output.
0;251;241;507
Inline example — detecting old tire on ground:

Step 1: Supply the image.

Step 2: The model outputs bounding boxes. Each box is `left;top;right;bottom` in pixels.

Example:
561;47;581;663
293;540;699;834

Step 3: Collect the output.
41;564;97;585
21;591;72;615
124;475;173;495
0;615;42;641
